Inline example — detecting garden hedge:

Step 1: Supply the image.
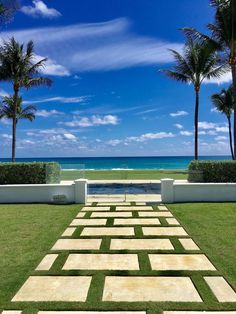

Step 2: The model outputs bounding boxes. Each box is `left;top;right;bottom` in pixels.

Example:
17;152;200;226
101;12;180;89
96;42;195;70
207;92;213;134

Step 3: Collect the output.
188;160;236;183
0;162;61;184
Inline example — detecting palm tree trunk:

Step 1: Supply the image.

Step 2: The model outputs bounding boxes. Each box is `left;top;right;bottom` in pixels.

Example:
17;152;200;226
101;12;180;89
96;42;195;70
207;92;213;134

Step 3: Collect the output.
227;116;234;160
194;88;199;160
231;64;236;160
12;86;18;162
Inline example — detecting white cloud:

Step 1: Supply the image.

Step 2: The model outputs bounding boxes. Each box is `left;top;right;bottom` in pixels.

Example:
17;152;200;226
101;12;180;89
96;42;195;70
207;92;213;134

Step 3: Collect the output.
62;115;119;128
180;130;193;136
35;109;64;118
0;18;182;72
215;135;228;141
21;0;61;18
170;111;188;117
211;107;219;113
1;133;12;140
63;133;77;141
205;71;232;85
174;123;184;129
34;54;70;77
199;121;228;133
23;96;88;105
0;89;9;97
107;139;123;146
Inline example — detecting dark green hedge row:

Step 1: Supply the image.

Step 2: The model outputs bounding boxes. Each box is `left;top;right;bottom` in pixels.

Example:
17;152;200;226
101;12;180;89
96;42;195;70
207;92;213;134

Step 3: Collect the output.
188;160;236;182
0;162;61;184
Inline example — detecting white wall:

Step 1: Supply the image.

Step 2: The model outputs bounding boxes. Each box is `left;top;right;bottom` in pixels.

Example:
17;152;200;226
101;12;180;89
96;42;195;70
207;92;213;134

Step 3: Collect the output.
0;179;87;204
161;179;236;203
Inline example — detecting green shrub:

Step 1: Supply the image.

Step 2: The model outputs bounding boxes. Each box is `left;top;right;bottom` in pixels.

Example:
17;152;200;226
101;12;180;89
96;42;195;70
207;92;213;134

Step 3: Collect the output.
0;162;61;184
188;160;236;182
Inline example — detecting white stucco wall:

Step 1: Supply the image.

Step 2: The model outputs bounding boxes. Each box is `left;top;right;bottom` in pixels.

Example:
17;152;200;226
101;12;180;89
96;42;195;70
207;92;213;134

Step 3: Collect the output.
0;179;87;204
161;179;236;203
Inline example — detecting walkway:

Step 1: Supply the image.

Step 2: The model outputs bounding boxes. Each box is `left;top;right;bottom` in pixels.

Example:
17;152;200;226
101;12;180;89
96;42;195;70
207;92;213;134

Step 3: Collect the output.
5;202;236;313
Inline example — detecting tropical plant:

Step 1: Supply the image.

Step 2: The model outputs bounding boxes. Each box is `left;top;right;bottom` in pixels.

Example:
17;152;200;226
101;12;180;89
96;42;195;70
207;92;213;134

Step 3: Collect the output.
182;0;236;158
0;37;52;161
211;86;234;159
0;96;36;160
0;0;19;25
161;36;225;159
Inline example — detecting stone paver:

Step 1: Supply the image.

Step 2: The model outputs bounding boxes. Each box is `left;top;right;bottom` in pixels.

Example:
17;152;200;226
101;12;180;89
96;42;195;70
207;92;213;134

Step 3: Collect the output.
62;253;139;270
102;276;202;302
81;206;110;211
35;254;58;271
12;276;91;302
166;218;180;225
179;238;200;250
158;205;168;211
116;206;153;211
114;218;160;225
61;227;76;237
91;211;133;218
70;218;107;226
81;227;135;236
51;239;102;250
1;311;22;314
39;312;146;314
110;238;174;250
76;212;86;218
149;254;216;271
138;211;173;217
97;202;131;206
143;227;188;236
204;276;236;302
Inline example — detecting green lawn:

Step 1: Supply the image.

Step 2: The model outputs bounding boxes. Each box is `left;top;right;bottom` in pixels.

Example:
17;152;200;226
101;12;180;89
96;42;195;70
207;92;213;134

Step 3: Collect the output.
61;169;188;180
0;204;79;310
1;202;236;313
169;202;236;291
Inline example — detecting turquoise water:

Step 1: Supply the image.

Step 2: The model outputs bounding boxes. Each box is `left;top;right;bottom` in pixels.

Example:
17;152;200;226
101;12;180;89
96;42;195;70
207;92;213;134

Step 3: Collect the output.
0;156;230;170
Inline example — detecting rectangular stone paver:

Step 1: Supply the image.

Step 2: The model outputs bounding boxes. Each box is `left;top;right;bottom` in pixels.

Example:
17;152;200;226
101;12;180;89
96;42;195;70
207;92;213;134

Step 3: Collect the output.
166;218;180;225
91;212;133;218
81;227;135;236
51;239;102;250
61;227;76;237
143;227;188;236
76;212;86;218
39;312;146;314
158;205;168;211
138;211;173;217
35;254;58;271
2;311;22;314
204;276;236;302
81;206;110;212
98;203;131;206
114;218;160;225
116;206;153;211
149;254;216;271
103;276;202;302
110;239;174;250
70;218;107;226
12;276;91;302
179;239;200;250
63;254;139;270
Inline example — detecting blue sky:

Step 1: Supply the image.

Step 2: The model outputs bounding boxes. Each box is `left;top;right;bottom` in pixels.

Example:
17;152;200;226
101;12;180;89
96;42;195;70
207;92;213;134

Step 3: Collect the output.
0;0;232;157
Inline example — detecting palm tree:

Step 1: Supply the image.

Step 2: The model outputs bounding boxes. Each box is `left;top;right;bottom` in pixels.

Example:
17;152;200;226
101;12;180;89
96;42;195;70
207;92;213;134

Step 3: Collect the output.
211;86;234;159
0;37;52;161
0;0;19;25
182;0;236;158
161;37;225;159
0;96;36;158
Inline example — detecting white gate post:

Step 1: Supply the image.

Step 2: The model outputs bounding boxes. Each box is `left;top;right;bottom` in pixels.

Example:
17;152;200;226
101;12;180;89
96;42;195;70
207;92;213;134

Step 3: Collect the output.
161;178;174;203
74;179;88;204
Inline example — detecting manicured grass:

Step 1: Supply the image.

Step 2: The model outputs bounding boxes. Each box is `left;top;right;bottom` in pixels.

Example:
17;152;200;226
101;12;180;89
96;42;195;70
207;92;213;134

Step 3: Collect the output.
61;169;188;180
168;202;236;290
1;202;236;313
0;204;79;309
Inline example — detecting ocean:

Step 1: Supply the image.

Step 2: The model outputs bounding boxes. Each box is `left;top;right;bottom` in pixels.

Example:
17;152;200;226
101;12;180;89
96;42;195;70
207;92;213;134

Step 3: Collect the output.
0;156;231;170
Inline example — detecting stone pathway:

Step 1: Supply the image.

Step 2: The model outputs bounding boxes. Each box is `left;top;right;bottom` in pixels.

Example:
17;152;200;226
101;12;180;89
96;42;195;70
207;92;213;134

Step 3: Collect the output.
5;202;236;314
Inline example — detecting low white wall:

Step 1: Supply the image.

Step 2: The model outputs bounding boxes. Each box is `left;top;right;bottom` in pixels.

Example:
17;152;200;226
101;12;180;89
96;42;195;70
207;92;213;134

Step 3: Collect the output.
0;179;87;204
161;178;236;203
